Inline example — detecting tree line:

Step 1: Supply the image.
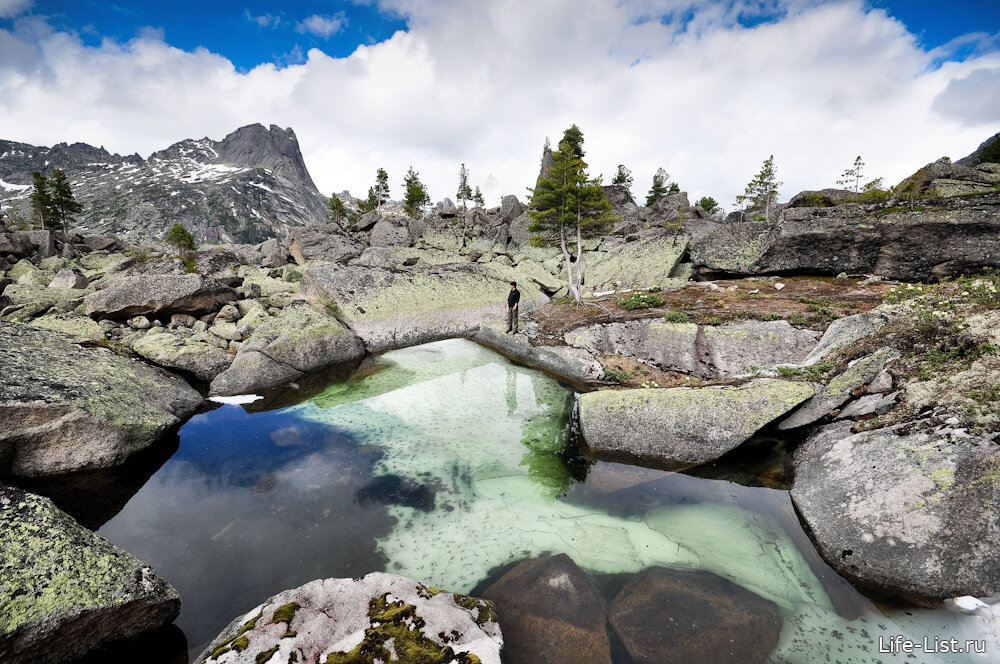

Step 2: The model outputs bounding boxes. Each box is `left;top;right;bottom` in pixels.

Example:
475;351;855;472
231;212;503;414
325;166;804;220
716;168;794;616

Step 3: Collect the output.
0;170;84;231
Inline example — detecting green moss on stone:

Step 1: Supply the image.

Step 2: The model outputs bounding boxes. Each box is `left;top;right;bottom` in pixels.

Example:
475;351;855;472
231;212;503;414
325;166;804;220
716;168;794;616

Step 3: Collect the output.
256;646;280;664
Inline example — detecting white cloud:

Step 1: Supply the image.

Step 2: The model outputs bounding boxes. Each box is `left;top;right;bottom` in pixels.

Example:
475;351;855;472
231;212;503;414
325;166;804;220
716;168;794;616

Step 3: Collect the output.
0;0;31;19
296;13;348;38
247;11;281;28
1;0;998;212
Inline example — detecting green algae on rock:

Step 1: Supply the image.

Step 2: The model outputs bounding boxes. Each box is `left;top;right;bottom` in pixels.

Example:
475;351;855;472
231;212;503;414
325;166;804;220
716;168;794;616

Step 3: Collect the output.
0;483;180;664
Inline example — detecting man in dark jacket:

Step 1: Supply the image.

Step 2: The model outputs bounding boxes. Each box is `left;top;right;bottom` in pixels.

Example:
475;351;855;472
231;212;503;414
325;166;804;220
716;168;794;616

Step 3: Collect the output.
506;281;520;333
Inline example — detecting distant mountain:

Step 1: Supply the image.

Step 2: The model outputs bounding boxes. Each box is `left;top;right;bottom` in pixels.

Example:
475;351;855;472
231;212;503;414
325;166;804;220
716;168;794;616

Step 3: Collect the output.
0;124;330;244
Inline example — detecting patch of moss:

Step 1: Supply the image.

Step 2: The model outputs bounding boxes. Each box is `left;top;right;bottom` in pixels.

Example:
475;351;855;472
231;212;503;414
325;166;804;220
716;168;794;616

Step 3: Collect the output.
211;611;262;660
256;646;280;664
272;602;301;625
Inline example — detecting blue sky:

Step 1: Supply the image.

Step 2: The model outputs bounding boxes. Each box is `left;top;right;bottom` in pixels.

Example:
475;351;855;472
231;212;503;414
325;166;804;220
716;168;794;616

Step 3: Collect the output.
1;1;999;207
10;1;998;69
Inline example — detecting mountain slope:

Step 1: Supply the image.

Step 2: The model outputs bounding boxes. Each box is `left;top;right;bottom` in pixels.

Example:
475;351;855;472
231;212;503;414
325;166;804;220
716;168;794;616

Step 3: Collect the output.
0;124;329;244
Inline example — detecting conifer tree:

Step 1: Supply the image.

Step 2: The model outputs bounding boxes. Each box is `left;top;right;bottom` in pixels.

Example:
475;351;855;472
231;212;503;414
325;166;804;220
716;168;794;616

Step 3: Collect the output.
164;223;196;251
328;193;348;225
695;196;720;214
736;155;783;222
29;171;53;230
527;127;618;303
645;167;669;207
611;164;633;191
48;169;83;231
402;166;430;218
837;155;865;193
359;168;390;214
457;163;473;210
473;186;484;207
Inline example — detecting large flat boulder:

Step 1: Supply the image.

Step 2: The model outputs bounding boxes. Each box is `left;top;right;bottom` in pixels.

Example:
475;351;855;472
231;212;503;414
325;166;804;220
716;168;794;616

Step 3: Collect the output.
791;423;1000;602
0;322;202;478
83;274;238;320
209;301;365;395
566;319;820;379
287;223;363;265
132;330;236;383
585;231;688;293
195;572;501;664
481;554;611;664
691;194;1000;281
0;484;180;664
579;379;814;470
301;263;546;353
608;568;781;664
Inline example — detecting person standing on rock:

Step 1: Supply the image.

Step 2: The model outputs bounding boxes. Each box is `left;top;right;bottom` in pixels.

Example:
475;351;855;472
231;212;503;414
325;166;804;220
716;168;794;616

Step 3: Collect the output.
506;281;520;334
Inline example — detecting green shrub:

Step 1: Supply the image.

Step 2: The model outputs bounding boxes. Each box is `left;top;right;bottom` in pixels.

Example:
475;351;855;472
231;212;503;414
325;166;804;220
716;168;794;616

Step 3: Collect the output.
703;316;721;325
528;235;548;248
618;292;666;310
164;223;196;251
603;368;633;383
799;193;832;207
664;310;690;323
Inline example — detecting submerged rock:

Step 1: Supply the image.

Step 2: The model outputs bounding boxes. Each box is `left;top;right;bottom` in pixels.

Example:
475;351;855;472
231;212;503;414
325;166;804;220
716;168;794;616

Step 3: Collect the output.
608;568;781;664
481;554;611;664
0;322;202;478
579;379;814;470
209;301;365;395
791;423;1000;602
84;274;238;320
195;572;501;664
0;484;180;664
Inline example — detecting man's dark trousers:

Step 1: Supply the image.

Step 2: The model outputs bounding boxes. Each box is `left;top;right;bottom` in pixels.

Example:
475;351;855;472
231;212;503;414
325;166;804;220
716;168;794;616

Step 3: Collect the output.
507;305;518;333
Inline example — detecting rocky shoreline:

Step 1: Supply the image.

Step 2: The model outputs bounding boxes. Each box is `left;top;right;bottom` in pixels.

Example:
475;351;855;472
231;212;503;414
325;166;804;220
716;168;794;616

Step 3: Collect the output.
4;159;1000;662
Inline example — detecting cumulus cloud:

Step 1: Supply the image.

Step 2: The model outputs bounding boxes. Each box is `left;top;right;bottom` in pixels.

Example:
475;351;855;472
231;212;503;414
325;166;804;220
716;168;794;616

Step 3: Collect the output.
0;0;31;19
296;13;348;38
247;11;281;28
1;0;998;210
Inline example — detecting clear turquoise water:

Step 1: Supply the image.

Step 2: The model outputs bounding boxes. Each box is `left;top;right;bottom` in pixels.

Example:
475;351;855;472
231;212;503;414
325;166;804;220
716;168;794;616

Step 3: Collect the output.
95;339;995;662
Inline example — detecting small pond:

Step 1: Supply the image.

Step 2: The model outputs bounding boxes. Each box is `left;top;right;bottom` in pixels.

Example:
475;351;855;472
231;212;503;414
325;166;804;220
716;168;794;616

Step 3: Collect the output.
88;339;992;662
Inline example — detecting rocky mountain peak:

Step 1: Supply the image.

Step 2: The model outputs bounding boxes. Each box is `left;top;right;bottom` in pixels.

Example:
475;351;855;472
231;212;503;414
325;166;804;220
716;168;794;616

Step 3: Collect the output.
213;123;317;190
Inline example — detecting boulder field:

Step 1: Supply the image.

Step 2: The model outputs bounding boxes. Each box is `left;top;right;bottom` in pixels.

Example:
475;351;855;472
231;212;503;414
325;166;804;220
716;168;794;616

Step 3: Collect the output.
3;169;1000;661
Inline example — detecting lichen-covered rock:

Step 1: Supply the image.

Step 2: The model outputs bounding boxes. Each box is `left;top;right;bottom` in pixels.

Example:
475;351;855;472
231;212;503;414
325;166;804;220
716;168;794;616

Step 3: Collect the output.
474;320;603;385
579;379;814;470
48;268;89;290
585;231;688;294
132;330;235;382
691;194;1000;281
608;568;781;664
481;554;611;664
209;301;365;395
779;347;899;430
301;263;546;353
0;322;202;478
791;424;1000;602
370;216;412;247
195;572;501;664
0;484;180;664
566;319;820;379
0;284;91;323
83;274;238;320
16;269;54;287
287;223;363;265
800;310;888;365
28;313;104;343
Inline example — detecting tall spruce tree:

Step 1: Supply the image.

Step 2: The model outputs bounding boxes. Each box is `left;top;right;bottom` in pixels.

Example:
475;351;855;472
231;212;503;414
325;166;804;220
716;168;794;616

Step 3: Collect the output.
402;166;430;218
611;164;633;191
328;193;348;225
473;186;484;207
457;163;473;210
527;128;617;303
736;155;783;222
359;168;390;214
29;171;53;230
645;168;669;206
48;169;83;231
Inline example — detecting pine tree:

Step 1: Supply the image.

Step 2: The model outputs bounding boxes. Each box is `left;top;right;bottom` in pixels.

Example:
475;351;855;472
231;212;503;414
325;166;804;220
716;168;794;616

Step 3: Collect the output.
164;223;196;251
695;196;720;214
402;166;430;218
457;163;473;210
611;165;633;191
527;128;618;303
736;155;783;222
561;124;585;160
837;155;865;193
473;186;484;207
359;168;390;214
29;171;53;230
645;167;669;207
328;193;347;225
48;169;83;231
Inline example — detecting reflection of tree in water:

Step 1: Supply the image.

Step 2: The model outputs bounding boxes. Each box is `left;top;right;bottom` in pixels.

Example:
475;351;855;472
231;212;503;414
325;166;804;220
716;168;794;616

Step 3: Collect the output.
517;391;588;498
